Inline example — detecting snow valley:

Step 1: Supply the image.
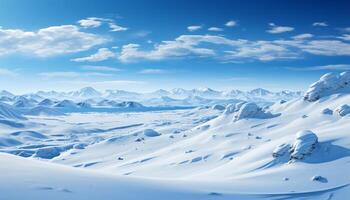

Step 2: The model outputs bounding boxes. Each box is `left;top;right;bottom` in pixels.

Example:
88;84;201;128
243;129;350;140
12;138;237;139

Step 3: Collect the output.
0;72;349;199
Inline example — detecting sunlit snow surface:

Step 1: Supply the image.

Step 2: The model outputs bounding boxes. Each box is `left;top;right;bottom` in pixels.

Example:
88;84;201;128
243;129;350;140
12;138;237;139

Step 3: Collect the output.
1;74;350;199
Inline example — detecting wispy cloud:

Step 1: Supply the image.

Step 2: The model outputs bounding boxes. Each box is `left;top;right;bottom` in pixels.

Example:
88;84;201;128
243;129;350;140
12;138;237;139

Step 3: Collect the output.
139;69;168;74
267;23;294;34
71;48;116;62
208;27;223;32
338;34;350;41
118;34;350;63
292;33;313;40
225;20;237;27
286;64;350;71
0;68;18;76
312;22;328;27
39;71;113;79
39;71;81;78
81;65;121;72
78;17;128;32
187;25;202;32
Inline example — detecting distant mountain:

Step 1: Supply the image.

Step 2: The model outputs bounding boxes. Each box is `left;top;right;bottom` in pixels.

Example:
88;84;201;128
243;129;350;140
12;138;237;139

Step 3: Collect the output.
69;87;102;98
0;90;15;98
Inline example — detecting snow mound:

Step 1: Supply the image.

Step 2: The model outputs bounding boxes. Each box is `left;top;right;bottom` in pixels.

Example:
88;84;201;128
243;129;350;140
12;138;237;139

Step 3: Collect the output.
26;106;65;116
291;130;318;160
0;102;26;120
115;101;144;108
234;102;278;121
272;143;291;158
304;71;350;102
143;129;161;137
0;137;22;147
34;147;61;159
322;108;333;115
336;104;350;117
211;104;225;111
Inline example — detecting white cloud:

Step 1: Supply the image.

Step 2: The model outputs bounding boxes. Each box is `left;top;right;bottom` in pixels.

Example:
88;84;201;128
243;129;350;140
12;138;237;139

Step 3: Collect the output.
78;17;128;32
225;20;237;27
292;33;313;40
71;48;116;62
187;25;202;32
119;35;222;62
0;68;18;76
81;65;121;72
208;27;223;32
139;69;167;74
267;23;294;34
224;41;298;61
312;22;328;27
118;33;350;63
0;25;108;57
298;40;350;56
338;34;350;41
78;17;103;28
287;64;350;71
109;23;128;32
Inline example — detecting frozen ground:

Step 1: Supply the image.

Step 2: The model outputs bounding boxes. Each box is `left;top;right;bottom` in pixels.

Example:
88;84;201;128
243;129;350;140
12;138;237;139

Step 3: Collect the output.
0;72;350;200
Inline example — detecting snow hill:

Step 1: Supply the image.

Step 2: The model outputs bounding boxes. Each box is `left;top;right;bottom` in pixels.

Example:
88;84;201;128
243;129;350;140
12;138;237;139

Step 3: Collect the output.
0;72;350;200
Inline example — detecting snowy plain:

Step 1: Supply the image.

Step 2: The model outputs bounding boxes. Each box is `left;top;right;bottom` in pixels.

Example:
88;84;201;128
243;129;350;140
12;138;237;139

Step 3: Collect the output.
0;72;350;200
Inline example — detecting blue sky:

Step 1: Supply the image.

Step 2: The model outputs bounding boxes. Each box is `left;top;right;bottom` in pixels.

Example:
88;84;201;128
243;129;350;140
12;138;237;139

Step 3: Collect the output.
0;0;350;94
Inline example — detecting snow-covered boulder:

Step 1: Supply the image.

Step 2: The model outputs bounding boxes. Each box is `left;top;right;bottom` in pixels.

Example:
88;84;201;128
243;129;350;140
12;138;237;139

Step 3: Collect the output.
336;104;350;117
211;104;225;111
322;108;333;115
34;147;61;159
290;130;318;160
304;72;350;102
234;102;278;121
223;104;236;114
272;143;291;158
143;129;161;137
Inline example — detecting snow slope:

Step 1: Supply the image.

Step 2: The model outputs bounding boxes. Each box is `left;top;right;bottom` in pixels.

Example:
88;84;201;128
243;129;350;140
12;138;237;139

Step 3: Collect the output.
0;72;349;200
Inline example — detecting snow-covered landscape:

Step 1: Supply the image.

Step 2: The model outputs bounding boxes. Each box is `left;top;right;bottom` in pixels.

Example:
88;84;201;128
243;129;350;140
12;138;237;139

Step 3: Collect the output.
1;72;350;199
1;1;350;199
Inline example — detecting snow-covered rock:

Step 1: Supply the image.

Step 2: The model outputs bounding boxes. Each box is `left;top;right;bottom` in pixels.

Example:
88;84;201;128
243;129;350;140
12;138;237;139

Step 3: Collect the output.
143;129;161;137
322;108;333;115
234;102;278;121
290;130;318;160
336;104;350;117
304;72;350;102
211;104;225;111
272;143;291;158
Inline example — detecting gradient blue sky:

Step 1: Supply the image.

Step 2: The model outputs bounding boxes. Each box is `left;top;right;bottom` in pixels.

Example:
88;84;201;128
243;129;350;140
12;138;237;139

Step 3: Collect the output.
0;0;350;94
